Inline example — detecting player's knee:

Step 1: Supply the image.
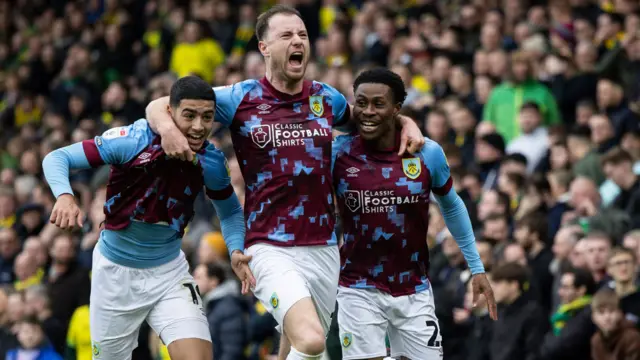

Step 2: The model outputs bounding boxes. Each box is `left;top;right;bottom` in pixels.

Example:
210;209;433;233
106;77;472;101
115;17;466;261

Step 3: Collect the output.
292;329;325;355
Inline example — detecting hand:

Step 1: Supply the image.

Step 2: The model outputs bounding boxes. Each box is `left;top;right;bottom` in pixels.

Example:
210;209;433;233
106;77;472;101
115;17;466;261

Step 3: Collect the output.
161;126;194;162
231;250;256;295
471;273;498;321
50;194;84;230
397;114;425;155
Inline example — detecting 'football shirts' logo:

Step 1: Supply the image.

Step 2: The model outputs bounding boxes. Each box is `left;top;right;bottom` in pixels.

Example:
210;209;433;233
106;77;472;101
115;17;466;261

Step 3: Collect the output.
402;157;421;179
249;123;330;148
251;125;272;148
345;191;361;212
343;190;419;213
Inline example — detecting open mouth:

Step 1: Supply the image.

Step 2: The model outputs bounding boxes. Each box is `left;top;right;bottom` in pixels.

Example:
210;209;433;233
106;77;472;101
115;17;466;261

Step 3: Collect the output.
359;121;380;133
288;52;304;67
187;134;204;144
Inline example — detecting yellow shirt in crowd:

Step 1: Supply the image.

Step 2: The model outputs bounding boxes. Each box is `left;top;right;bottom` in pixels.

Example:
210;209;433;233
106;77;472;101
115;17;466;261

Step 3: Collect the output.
67;305;92;360
170;39;225;83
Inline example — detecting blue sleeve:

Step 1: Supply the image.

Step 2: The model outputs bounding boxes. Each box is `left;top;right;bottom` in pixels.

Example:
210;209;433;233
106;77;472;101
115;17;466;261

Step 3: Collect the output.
319;82;350;128
42;143;92;198
436;191;484;274
213;80;257;127
201;146;245;255
331;135;353;173
421;139;484;274
94;119;153;164
211;195;245;256
42;119;152;199
420;138;452;193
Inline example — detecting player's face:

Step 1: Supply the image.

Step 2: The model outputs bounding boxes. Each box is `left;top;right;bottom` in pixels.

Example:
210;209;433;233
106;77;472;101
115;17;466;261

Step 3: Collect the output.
353;83;400;141
169;99;215;152
259;14;310;83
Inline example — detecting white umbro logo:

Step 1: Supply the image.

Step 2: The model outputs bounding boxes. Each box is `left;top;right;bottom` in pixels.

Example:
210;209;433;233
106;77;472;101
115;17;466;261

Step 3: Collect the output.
257;104;272;114
138;152;152;164
346;167;360;177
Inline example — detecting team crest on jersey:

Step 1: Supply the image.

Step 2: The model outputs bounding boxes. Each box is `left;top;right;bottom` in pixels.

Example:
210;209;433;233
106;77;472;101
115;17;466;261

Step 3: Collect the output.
251;125;272;148
309;96;324;117
341;333;353;348
402;157;421;179
270;292;279;309
344;190;362;212
92;342;101;358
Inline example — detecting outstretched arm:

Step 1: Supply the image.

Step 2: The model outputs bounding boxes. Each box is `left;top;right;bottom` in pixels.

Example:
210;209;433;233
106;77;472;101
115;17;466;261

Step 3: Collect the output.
425;139;498;320
42;120;152;229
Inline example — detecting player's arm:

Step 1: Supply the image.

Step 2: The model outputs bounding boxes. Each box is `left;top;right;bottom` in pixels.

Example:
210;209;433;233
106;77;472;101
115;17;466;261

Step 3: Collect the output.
422;140;483;273
42;119;151;199
42;120;152;229
202;149;255;292
145;82;248;161
324;84;424;154
424;139;498;319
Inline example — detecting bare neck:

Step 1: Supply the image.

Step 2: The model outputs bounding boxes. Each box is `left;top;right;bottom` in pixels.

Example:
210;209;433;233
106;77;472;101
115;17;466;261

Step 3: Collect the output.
265;69;303;95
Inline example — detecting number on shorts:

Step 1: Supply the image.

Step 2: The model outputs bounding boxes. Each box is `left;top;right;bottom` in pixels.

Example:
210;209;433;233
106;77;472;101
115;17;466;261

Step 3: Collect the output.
183;283;201;305
426;320;440;347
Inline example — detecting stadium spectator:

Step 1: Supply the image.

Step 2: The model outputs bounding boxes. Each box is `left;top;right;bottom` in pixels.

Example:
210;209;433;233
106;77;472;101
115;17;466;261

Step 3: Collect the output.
194;262;248;360
489;262;546;360
5;316;62;360
590;288;640;360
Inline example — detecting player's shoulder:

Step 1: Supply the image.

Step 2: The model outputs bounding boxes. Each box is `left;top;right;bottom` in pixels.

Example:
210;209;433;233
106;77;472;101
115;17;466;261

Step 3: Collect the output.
198;142;228;173
311;81;344;98
334;134;356;152
416;137;446;163
200;141;226;160
213;79;261;99
100;119;153;143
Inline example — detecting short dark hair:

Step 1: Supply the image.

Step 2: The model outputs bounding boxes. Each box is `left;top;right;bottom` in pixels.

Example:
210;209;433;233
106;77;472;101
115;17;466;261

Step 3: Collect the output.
255;5;302;41
169;76;216;108
562;267;597;295
491;262;529;289
353;68;408;104
204;262;227;283
520;101;540;113
601;147;634;167
592;287;620;312
516;211;548;243
502;153;528;167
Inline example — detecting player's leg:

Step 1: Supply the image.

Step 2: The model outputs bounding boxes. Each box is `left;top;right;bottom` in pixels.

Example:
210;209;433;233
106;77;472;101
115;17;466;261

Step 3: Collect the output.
283;245;341;359
90;247;152;360
246;244;325;359
336;286;388;360
387;287;443;360
145;252;212;360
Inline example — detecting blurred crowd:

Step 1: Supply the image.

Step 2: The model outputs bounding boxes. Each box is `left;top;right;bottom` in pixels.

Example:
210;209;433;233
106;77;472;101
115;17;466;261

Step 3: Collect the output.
1;0;640;359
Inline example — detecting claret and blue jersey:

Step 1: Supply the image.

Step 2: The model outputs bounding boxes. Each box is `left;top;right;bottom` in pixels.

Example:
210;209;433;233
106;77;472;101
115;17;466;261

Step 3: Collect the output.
212;77;349;249
332;135;484;296
43;119;245;268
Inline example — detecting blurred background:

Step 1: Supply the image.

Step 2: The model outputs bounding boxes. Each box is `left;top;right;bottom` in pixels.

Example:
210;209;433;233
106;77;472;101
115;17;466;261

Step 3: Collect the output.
1;0;640;359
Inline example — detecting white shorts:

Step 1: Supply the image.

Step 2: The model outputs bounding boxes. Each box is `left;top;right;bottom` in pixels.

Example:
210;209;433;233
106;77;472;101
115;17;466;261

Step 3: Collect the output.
89;247;210;360
246;243;340;334
337;286;443;360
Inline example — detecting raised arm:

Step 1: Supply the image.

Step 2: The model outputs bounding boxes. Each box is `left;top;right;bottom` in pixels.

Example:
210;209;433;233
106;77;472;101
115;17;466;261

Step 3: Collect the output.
43;120;152;229
422;139;498;320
